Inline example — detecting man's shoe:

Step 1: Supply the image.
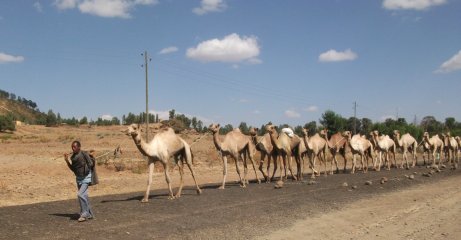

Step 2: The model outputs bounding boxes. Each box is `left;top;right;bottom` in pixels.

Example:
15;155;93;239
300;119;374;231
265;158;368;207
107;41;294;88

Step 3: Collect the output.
78;217;86;222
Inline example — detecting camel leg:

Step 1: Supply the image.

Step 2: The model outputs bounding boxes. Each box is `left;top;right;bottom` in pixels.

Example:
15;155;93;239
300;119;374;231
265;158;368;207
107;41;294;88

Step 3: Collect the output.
391;150;396;169
362;154;368;173
270;155;278;182
299;154;304;180
287;155;297;181
280;155;286;181
351;154;356;174
142;160;155;203
184;158;202;195
320;153;327;176
341;151;347;173
162;162;175;200
233;155;245;188
309;153;318;178
242;153;249;185
332;153;339;174
247;149;261;184
219;155;228;189
404;150;410;170
175;161;184;198
259;152;269;182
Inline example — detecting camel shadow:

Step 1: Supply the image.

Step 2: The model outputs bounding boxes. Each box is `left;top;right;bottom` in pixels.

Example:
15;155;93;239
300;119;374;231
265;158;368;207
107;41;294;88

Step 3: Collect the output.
49;213;80;220
100;192;184;203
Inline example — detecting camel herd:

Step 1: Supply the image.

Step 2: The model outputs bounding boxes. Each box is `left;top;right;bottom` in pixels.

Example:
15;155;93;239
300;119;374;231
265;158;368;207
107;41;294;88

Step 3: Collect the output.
123;123;460;202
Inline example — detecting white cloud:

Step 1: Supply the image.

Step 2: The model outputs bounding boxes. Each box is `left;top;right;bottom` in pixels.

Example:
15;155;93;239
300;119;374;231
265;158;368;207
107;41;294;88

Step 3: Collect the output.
304;105;318;112
285;109;301;118
54;0;158;18
34;2;43;12
253;110;261;114
100;114;113;120
193;0;227;15
158;46;178;55
381;115;396;121
319;49;358;62
0;52;25;64
54;0;79;10
383;0;446;10
186;33;261;63
435;50;461;73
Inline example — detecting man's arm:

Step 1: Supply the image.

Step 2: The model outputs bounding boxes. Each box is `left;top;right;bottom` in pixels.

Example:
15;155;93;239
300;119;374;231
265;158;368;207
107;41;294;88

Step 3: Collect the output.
64;153;73;171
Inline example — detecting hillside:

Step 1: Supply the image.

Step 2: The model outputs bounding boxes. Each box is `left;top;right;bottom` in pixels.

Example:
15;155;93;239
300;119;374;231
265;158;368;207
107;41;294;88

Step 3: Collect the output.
0;98;45;124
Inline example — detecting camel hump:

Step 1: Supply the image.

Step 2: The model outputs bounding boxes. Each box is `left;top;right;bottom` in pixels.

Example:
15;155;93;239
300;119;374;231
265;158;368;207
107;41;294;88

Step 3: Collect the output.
281;128;294;138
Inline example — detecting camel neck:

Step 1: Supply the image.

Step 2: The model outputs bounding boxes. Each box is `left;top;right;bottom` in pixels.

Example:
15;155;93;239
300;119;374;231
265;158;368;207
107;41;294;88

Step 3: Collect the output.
212;132;224;151
132;133;149;156
268;132;282;150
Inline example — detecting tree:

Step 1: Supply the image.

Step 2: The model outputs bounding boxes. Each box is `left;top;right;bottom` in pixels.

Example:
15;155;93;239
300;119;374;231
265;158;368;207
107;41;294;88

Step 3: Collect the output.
347;117;361;135
191;117;198;130
169;109;175;120
303;121;317;136
45;110;58;127
420;116;442;135
361;118;373;135
444;117;456;131
320;110;347;134
220;124;233;134
238;122;249;134
0;114;15;132
80;116;88;125
111;117;120;125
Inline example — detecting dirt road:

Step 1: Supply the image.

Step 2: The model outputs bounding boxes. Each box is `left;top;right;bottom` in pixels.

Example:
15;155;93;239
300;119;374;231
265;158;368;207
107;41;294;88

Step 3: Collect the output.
1;167;460;240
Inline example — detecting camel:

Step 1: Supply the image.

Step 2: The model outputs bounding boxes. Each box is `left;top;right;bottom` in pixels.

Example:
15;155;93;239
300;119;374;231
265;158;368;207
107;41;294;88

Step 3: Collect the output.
209;124;260;189
418;140;431;166
342;131;374;174
393;130;418;168
301;128;327;178
319;129;347;173
264;124;300;181
248;127;278;182
441;133;459;169
124;124;201;202
370;131;396;171
422;132;444;167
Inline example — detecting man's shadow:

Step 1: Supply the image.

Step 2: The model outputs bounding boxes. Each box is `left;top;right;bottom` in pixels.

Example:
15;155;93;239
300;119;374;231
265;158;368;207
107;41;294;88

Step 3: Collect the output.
49;213;80;220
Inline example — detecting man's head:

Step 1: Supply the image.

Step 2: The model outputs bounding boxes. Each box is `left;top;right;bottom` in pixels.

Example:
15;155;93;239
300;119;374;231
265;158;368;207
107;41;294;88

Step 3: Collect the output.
71;140;81;153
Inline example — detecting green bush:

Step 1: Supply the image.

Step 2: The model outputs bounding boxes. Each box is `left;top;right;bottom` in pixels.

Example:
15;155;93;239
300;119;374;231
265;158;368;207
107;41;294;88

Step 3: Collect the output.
0;115;15;132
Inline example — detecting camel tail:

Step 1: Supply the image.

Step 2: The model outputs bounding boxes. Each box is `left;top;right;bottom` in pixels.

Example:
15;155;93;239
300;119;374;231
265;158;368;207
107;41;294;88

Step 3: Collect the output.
183;140;195;165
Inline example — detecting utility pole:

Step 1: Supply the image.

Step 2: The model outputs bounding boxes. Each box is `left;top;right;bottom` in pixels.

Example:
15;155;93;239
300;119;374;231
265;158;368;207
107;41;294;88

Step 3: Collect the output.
142;51;151;141
353;101;357;135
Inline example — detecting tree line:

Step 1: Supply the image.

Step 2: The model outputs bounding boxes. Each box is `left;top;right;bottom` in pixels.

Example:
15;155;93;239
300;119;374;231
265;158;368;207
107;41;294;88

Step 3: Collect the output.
1;88;461;138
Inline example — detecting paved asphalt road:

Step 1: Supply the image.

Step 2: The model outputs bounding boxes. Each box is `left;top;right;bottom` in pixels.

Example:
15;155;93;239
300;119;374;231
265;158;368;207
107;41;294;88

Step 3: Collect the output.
1;167;459;240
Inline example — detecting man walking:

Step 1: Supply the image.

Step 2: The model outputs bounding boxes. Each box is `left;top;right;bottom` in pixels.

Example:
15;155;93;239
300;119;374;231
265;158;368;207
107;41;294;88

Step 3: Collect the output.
64;140;95;222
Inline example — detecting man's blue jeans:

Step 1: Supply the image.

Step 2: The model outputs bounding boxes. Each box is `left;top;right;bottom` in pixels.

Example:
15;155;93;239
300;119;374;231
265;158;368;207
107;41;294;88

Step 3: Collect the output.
77;183;94;218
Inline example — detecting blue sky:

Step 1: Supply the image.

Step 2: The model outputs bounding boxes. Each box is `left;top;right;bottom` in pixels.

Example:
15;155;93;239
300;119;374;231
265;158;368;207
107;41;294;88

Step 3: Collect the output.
1;0;460;127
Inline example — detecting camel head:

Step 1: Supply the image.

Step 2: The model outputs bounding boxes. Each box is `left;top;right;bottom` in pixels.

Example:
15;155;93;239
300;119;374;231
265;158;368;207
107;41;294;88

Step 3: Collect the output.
319;129;328;137
370;130;379;139
423;131;430;139
208;123;221;134
248;127;259;136
264;124;277;134
342;131;352;139
301;128;309;136
124;124;142;137
393;130;400;139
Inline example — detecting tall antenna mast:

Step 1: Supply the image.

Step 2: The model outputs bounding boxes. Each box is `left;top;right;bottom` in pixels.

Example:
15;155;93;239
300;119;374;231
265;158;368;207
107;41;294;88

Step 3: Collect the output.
142;51;151;141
